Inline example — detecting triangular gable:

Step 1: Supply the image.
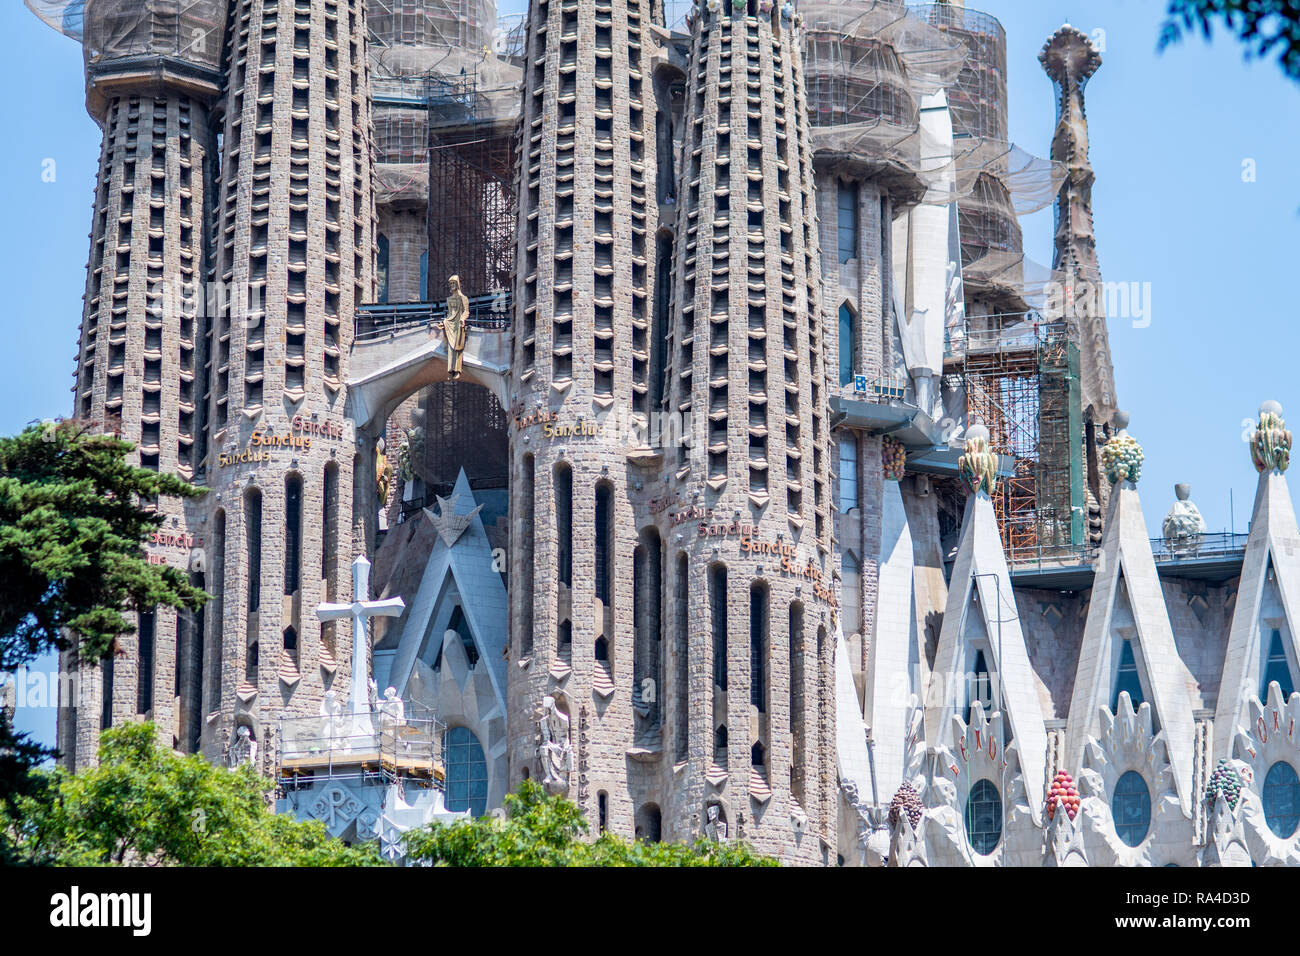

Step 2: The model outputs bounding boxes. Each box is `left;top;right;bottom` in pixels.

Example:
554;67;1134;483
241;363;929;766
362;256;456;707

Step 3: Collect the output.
835;621;872;805
386;470;508;711
861;479;921;805
924;490;1048;823
1214;469;1300;760
1065;479;1198;814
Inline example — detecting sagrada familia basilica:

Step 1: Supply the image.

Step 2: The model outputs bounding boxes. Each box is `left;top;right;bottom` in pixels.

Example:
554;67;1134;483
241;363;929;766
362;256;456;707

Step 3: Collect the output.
26;0;1300;865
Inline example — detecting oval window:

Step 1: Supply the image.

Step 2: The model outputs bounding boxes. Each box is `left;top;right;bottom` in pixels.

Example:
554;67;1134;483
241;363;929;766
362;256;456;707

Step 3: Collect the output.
1112;770;1151;847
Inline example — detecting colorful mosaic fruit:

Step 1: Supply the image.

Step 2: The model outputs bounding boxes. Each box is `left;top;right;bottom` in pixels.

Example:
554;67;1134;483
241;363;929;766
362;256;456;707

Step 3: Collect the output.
1046;770;1080;821
958;435;998;496
1251;408;1292;474
888;782;923;830
882;436;907;481
1102;433;1144;485
1205;759;1243;812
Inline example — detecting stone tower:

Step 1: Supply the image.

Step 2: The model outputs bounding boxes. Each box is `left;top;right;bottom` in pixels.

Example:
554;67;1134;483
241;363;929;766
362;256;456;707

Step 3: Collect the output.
659;0;834;863
506;0;663;838
43;0;228;768
1040;23;1117;531
199;0;376;763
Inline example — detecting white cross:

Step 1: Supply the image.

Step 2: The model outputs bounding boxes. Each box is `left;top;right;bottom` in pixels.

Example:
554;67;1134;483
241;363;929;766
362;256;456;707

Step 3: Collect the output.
316;555;405;735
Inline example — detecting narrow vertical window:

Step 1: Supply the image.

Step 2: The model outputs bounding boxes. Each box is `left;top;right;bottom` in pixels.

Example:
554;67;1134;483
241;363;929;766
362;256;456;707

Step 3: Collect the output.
376;232;390;303
321;463;339;660
245;487;262;613
838;433;858;512
710;563;727;690
790;602;805;803
1112;640;1144;711
749;582;768;712
837;181;858;264
520;454;535;656
968;648;994;722
1263;628;1294;700
136;609;155;714
595;482;613;605
284;473;302;596
555;463;572;588
839;303;856;387
674;554;690;760
208;510;225;715
101;654;114;731
598;791;609;834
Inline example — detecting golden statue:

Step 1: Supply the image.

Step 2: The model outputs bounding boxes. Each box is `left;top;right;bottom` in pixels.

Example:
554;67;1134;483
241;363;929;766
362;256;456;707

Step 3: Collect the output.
443;274;469;379
376;438;393;505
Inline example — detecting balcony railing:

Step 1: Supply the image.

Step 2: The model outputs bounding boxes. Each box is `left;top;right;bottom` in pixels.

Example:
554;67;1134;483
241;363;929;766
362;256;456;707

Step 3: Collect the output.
355;293;512;342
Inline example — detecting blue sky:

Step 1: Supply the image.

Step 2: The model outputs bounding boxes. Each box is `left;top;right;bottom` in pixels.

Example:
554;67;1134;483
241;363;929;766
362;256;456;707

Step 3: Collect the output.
4;0;1299;747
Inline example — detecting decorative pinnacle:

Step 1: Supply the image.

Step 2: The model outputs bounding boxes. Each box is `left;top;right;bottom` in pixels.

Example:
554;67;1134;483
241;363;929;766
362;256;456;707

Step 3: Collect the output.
1101;410;1143;485
1039;23;1101;88
1251;400;1292;474
958;418;998;497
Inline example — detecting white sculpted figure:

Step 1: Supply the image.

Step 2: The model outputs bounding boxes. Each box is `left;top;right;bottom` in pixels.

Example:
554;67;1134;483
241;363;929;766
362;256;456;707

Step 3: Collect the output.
1162;482;1207;554
537;695;573;795
228;725;257;768
319;689;346;747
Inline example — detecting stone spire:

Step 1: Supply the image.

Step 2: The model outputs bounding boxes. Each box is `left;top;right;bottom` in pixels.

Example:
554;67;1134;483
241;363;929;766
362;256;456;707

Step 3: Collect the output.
1040;24;1117;431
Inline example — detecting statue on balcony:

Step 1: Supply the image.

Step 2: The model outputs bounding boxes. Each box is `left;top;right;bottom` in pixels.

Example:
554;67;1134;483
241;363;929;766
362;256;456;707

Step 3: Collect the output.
537;695;573;795
444;274;469;380
1162;483;1206;555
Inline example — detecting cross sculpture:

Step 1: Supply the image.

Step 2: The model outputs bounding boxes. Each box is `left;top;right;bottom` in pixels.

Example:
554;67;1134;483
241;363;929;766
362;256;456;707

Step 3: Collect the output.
316;554;405;740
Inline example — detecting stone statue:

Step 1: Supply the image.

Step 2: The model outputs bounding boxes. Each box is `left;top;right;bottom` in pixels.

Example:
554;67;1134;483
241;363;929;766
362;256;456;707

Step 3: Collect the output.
537;695;573;795
379;687;405;728
319;689;345;746
443;274;469;380
368;677;379;714
704;804;728;842
228;725;257;768
1162;483;1206;554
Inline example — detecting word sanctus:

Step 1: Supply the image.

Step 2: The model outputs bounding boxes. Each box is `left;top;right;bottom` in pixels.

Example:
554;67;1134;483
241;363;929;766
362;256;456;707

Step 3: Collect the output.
217;429;312;467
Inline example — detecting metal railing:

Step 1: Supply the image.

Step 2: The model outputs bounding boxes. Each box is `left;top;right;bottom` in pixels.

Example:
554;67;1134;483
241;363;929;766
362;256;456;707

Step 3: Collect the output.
277;700;446;784
355;292;512;341
1006;531;1250;573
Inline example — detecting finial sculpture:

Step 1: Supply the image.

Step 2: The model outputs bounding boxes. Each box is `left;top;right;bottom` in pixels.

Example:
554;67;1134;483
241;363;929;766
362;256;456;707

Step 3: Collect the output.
1162;483;1206;554
443;275;469;380
1250;400;1291;474
958;419;998;496
1101;410;1143;485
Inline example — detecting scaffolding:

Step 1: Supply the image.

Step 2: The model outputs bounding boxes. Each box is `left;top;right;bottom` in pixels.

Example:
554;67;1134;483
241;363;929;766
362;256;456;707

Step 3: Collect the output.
368;0;497;55
28;0;225;67
277;700;447;787
960;316;1083;559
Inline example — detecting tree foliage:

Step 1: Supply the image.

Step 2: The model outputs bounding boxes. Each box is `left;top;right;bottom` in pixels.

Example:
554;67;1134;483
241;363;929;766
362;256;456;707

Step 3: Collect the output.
1161;0;1300;82
404;779;779;867
3;722;385;866
0;421;209;669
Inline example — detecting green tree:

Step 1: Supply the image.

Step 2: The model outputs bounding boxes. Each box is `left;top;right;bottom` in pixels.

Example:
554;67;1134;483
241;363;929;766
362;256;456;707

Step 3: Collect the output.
404;779;779;867
1161;0;1300;83
3;722;385;866
0;421;209;837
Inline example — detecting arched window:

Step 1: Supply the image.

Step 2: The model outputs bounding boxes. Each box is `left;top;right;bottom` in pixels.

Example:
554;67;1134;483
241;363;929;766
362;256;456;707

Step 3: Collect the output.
444;726;488;818
751;740;766;767
1112;770;1151;847
838;303;856;387
714;724;728;758
1262;629;1294;700
636;803;662;843
284;473;302;597
595;636;609;662
749;582;768;712
595;482;614;605
1263;761;1300;838
710;563;728;691
965;778;1001;855
838;434;858;512
1112;639;1144;711
136;610;155;714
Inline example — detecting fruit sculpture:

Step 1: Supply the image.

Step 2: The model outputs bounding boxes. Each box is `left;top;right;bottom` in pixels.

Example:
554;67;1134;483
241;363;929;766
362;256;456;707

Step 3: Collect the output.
1046;770;1080;822
1101;432;1144;485
1205;759;1243;812
888;782;923;831
882;436;907;482
1251;402;1292;475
